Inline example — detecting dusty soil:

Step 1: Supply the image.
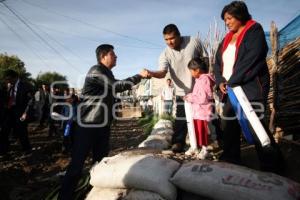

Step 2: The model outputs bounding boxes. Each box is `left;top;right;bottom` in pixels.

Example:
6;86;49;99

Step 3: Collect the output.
0;119;299;200
0;119;148;200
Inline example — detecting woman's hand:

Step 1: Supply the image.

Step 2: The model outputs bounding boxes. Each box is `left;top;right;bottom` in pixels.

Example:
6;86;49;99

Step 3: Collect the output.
219;82;227;94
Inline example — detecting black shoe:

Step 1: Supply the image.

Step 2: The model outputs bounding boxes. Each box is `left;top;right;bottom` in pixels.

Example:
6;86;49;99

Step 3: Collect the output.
171;143;183;153
0;148;9;157
259;146;285;175
0;151;8;158
0;153;10;160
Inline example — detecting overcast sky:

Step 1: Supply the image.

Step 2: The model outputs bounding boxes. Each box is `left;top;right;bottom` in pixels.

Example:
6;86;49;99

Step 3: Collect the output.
0;0;299;87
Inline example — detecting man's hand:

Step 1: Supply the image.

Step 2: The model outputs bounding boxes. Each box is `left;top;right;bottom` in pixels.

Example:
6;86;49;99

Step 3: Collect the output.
219;82;227;94
139;69;151;78
20;113;27;122
140;69;166;79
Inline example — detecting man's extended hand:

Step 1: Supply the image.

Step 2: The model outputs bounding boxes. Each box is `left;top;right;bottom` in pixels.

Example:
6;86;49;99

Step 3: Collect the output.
139;69;151;79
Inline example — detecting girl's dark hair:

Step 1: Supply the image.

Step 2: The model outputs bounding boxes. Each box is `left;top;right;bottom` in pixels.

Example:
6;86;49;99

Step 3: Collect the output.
187;58;208;73
221;1;252;24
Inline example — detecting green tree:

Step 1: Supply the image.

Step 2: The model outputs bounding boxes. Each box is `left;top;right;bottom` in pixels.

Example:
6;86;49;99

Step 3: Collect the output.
0;53;32;82
35;71;68;90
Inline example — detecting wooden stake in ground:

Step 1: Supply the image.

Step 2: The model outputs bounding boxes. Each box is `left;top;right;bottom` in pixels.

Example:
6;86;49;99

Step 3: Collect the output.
269;21;279;136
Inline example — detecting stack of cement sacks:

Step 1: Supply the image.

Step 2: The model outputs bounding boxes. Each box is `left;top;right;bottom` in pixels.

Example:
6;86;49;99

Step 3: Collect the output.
170;160;300;200
86;119;300;200
87;154;300;200
87;153;180;200
138;119;174;150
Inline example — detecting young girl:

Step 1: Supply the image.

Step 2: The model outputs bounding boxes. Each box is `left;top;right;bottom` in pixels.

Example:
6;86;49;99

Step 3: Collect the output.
184;58;215;159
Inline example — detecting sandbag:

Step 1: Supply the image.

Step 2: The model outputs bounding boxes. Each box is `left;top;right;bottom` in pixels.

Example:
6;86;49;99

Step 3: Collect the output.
85;188;128;200
170;160;300;200
153;119;173;129
90;154;180;200
147;134;172;143
138;138;170;150
151;128;174;136
124;189;166;200
119;148;162;156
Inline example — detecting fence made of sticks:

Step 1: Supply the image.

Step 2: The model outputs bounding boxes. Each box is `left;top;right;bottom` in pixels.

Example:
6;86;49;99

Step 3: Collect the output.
267;21;300;139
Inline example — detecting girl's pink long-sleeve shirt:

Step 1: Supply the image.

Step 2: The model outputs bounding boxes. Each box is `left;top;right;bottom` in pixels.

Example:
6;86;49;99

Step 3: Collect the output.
185;73;215;121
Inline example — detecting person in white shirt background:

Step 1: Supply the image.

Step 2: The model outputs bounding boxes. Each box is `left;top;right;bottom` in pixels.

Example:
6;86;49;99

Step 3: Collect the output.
161;78;175;115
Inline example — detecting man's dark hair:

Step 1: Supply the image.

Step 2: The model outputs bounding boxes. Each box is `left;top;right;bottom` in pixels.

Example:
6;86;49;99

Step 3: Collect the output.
95;44;114;62
221;1;252;24
167;78;171;82
163;24;181;36
187;58;208;73
3;69;19;79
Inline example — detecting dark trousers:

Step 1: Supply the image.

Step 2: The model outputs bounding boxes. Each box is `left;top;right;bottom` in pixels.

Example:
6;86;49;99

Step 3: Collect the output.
58;124;110;200
220;100;242;163
220;99;284;173
172;96;187;146
48;118;58;136
0;107;31;154
40;105;50;126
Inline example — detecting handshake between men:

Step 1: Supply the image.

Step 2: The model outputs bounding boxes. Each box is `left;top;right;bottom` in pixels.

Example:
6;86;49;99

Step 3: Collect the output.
139;68;166;80
139;69;152;79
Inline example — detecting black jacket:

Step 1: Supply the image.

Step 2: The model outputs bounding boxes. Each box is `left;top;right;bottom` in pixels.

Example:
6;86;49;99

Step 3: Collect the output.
5;80;34;120
214;23;270;103
79;64;142;125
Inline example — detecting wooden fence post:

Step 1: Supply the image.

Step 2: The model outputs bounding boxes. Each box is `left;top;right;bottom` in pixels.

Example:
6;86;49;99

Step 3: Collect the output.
269;21;280;138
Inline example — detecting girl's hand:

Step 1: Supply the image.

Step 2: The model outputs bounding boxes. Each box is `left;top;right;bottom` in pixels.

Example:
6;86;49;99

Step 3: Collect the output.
219;82;227;94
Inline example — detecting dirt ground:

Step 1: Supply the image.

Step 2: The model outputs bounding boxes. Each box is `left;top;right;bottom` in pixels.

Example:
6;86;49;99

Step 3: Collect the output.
0;119;148;200
0;119;299;200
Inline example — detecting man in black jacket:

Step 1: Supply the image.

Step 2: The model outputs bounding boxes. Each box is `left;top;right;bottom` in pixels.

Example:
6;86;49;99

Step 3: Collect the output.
58;44;148;199
0;69;33;156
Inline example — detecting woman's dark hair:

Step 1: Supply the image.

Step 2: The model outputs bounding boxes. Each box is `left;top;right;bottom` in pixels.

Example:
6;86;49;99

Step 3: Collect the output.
95;44;114;62
187;58;208;73
221;1;252;24
163;24;181;36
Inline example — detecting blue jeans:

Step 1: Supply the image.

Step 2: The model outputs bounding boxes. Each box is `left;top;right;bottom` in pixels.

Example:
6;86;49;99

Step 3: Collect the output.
164;100;173;114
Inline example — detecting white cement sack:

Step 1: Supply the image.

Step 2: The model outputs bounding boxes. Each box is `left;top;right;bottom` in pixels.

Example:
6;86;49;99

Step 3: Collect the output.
153;119;173;129
138;138;170;150
119;149;161;156
170;160;300;200
151;128;174;136
90;154;180;200
124;189;166;200
147;134;172;143
85;187;128;200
